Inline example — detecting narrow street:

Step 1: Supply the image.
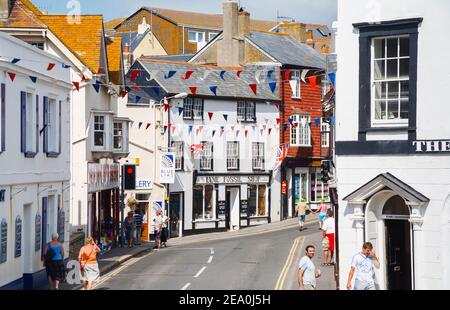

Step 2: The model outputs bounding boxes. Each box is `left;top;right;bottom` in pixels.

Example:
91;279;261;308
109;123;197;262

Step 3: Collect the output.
91;222;336;290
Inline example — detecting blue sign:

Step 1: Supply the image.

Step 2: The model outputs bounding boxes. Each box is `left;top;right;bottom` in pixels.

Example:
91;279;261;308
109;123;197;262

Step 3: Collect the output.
294;175;300;205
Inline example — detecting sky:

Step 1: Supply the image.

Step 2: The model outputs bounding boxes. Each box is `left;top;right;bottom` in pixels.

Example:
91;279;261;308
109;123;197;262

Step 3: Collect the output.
32;0;337;27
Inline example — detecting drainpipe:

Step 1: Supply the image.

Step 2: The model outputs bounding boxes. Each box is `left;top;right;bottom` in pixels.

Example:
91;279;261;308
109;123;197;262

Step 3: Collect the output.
281;68;286;221
182;26;185;54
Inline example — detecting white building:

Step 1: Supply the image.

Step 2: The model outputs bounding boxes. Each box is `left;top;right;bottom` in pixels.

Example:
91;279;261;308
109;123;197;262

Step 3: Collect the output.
0;32;72;289
127;58;282;236
335;0;450;290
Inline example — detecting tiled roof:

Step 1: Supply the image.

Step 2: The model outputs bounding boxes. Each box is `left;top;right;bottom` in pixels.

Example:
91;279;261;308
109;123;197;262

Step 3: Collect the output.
246;31;326;69
106;36;122;85
39;15;104;73
104;17;125;30
134;58;280;101
0;0;46;28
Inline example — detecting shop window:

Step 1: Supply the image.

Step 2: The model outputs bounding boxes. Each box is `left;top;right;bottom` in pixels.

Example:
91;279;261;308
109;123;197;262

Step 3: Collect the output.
310;171;330;203
248;185;267;217
204;186;215;219
0;219;6;263
193;186;204;220
15;216;22;258
193;185;215;220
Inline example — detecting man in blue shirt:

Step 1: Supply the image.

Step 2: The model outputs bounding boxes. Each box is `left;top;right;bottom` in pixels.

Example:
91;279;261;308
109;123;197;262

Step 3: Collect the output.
134;209;144;245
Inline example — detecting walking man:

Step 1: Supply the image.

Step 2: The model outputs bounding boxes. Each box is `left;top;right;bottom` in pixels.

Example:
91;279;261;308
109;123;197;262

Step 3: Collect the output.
298;245;321;290
321;209;335;266
134;208;144;246
295;199;313;231
347;242;380;290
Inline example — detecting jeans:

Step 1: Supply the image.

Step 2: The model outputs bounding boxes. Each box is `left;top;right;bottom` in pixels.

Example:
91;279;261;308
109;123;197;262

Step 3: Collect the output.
135;226;142;244
354;279;375;290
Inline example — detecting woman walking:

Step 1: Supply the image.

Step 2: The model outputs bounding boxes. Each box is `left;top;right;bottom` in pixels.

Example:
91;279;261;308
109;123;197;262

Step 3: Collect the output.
160;211;170;248
43;233;65;290
78;236;101;290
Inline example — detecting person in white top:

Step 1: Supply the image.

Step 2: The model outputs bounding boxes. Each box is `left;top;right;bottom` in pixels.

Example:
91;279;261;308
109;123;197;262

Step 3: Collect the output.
347;242;380;290
298;245;321;290
321;209;335;266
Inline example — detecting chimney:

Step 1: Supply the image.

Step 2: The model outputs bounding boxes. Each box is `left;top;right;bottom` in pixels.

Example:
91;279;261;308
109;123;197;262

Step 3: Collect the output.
238;10;250;38
0;0;11;20
278;22;307;43
218;0;240;67
138;17;151;35
306;30;315;48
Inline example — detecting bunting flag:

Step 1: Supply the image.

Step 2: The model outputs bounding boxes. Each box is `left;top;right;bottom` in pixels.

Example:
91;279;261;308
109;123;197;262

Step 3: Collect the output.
164;103;170;112
168;123;172;130
11;58;21;64
190;144;204;154
289;80;297;94
62;63;71;69
189;86;197;95
7;72;16;82
146;123;151;130
274;144;289;171
268;128;272;135
130;69;140;82
236;130;240;137
263;124;267;130
330;116;335;126
73;81;80;91
231;125;235;132
125;86;132;93
92;80;101;93
164;126;168;134
121;90;128;98
164;71;176;79
182;70;194;80
199;125;204;133
288;117;294;126
236;70;243;78
245;130;248;138
314;118;321;128
188;125;193;134
135;96;141;103
47;63;56;71
249;83;257;95
172;125;176;135
212;130;216;137
220;126;225;136
196;129;200;136
209;85;218;96
276;118;281;126
308;76;317;89
223;114;228;122
252;125;256;131
301;69;310;83
328;72;336;88
264;118;269;124
201;70;212;80
97;67;104;74
29;76;37;83
284;69;292;81
275;103;279;111
219;70;226;81
255;70;263;84
138;122;143;129
178;107;184;116
80;75;87;83
267;70;274;81
208;112;214;120
260;129;264;136
132;86;140;91
269;82;277;93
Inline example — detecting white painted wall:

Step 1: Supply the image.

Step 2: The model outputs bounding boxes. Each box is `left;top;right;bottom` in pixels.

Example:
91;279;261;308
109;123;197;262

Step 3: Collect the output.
0;32;71;287
336;0;450;290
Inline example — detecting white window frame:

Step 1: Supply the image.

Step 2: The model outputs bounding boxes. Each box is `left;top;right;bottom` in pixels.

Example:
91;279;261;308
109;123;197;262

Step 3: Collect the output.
291;70;301;99
290;114;311;147
200;141;213;171
371;35;410;127
227;141;239;170
183;98;203;120
22;91;37;155
208;32;218;41
193;185;216;221
188;31;206;43
252;142;264;170
237;101;256;122
321;76;330;101
113;122;123;150
321;119;330;147
248;185;268;217
46;97;59;154
172;141;184;171
93;114;107;150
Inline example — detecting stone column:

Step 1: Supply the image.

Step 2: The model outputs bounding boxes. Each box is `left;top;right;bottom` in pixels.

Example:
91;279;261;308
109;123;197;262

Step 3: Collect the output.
408;201;424;290
349;201;366;249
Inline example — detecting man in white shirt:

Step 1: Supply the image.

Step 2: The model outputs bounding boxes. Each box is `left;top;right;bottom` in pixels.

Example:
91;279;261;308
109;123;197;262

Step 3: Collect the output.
298;245;321;290
321;209;335;266
347;242;380;290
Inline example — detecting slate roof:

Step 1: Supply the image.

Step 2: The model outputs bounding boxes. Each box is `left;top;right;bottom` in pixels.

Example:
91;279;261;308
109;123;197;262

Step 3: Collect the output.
120;29;150;52
134;58;280;101
147;54;195;62
246;31;326;69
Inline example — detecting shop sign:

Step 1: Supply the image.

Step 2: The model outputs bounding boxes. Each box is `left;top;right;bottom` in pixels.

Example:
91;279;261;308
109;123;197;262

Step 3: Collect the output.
241;200;248;215
88;163;120;193
282;181;287;194
160;153;175;184
196;175;270;185
412;140;450;153
218;201;226;215
136;179;153;190
15;216;22;258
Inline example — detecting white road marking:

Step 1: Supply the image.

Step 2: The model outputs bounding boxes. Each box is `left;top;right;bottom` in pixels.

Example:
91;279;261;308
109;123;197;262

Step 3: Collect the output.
181;283;191;290
210;248;214;255
194;266;207;278
274;236;303;290
207;256;213;264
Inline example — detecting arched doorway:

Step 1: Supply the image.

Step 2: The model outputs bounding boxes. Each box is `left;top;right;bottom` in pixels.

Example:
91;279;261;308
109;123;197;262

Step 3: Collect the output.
382;195;412;290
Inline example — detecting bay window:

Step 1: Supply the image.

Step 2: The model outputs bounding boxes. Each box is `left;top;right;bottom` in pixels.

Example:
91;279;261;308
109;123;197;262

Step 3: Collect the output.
193;185;215;220
290;114;311;146
113;122;123;150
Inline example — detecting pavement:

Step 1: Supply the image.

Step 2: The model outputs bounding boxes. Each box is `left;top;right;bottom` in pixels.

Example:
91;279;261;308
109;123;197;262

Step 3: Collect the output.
36;215;337;290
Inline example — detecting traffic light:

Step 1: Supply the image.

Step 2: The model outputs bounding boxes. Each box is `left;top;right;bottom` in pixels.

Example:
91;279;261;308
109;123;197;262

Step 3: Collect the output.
122;164;136;190
320;160;331;183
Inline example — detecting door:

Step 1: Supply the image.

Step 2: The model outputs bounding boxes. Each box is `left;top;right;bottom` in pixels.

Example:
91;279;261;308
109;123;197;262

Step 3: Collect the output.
225;190;231;230
228;187;240;230
385;220;412;290
23;204;32;274
41;197;47;260
169;193;181;238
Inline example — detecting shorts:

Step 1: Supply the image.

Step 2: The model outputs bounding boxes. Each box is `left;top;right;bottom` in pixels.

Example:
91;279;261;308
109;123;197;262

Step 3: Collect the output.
318;213;327;222
354;279;376;290
298;215;306;222
322;237;330;251
326;233;335;252
155;231;161;238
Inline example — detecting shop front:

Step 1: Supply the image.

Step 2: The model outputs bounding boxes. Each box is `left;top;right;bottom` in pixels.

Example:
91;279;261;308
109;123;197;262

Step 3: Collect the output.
87;163;120;253
189;174;272;234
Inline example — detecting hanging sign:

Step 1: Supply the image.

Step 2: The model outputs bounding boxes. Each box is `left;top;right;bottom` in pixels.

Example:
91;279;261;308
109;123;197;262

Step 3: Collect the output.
160;153;175;184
